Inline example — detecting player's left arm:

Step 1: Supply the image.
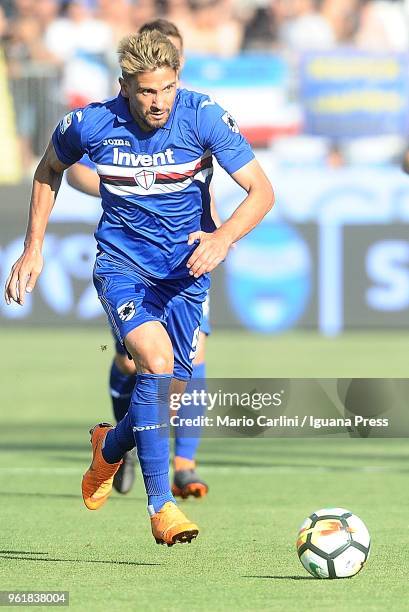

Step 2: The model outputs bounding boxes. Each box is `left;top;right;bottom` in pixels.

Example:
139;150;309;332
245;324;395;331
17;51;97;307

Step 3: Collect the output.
66;154;100;197
187;158;274;278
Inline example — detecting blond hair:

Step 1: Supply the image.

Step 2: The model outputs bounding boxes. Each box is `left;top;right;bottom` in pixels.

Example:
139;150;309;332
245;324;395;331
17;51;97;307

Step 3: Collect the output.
118;30;180;79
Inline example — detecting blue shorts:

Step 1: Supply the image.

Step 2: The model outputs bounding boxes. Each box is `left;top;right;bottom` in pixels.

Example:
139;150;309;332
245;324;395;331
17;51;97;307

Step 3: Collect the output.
94;252;210;380
113;290;211;356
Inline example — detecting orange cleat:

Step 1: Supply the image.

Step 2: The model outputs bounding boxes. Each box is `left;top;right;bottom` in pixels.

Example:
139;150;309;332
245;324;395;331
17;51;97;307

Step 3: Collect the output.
149;502;199;546
82;423;123;511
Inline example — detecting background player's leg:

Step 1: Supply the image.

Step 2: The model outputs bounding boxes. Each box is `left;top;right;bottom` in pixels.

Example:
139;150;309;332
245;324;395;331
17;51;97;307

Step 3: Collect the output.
109;348;136;423
167;288;209;499
174;332;207;471
109;347;137;494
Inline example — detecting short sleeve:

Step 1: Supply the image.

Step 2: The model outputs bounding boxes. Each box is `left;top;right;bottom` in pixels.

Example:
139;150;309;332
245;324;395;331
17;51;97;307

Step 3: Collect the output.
51;109;88;166
197;97;255;174
78;154;96;170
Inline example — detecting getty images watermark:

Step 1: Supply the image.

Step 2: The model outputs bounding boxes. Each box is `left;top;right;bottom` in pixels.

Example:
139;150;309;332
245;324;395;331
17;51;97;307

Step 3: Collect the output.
160;379;409;438
169;388;284;412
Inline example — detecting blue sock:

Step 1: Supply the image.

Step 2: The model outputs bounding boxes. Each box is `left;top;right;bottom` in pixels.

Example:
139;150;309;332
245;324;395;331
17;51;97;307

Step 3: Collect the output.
129;373;175;513
109;361;136;422
101;411;135;464
174;362;206;462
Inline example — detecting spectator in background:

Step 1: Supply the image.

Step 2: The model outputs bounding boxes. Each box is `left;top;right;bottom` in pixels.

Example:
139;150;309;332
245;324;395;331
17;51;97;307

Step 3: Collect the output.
321;0;360;44
6;15;58;65
7;0;34;19
35;0;61;32
276;0;336;51
5;13;60;170
44;0;113;106
0;5;8;38
355;0;409;51
129;0;157;31
0;1;15;19
96;0;133;44
162;0;192;34
182;0;243;56
241;3;279;51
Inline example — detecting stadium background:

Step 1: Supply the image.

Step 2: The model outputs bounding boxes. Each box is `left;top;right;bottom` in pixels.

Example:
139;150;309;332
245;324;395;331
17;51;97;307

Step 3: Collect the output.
2;0;409;334
2;1;409;610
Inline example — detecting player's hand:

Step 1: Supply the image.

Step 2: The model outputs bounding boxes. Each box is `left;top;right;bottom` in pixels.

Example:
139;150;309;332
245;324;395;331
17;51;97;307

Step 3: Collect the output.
4;247;43;305
187;230;232;278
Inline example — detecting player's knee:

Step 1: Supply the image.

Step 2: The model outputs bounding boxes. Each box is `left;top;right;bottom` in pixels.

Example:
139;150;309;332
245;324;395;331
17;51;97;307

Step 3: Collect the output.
115;353;137;376
144;353;173;375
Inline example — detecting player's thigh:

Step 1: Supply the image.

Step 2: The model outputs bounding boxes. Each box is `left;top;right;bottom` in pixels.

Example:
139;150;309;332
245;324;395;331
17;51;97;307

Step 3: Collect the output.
125;321;174;375
166;291;206;381
94;254;169;373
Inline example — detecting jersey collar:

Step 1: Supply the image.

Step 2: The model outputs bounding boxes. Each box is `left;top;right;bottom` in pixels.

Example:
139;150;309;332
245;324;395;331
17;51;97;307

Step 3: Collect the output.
114;91;180;131
114;93;134;124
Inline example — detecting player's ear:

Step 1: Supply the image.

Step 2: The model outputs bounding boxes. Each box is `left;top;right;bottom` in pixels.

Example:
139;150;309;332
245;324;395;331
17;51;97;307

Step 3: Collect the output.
119;77;129;99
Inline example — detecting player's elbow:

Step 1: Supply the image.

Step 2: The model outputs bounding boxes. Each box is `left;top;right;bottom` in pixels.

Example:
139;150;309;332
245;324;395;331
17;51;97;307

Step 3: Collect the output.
258;181;275;215
33;152;60;184
265;184;275;212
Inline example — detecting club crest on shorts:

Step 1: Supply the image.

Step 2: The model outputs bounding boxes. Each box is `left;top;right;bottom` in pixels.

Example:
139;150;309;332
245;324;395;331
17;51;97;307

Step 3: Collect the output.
117;301;136;321
134;169;155;190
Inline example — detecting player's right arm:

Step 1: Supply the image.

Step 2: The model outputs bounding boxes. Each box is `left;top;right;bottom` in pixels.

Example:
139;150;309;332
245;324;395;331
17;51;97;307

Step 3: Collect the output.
5;108;88;305
4;141;70;305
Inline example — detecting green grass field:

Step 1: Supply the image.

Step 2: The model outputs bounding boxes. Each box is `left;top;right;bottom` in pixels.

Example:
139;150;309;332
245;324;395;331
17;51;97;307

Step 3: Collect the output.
1;329;409;611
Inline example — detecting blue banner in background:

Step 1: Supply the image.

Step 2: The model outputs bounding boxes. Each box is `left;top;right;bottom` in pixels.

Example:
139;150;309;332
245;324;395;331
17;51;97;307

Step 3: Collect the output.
300;51;409;137
183;52;288;88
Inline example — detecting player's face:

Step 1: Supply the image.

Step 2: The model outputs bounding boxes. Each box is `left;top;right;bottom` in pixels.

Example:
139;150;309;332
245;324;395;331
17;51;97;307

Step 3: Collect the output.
120;67;178;132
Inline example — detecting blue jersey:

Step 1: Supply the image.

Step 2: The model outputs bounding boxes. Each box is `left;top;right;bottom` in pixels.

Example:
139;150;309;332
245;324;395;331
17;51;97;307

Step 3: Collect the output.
52;89;254;279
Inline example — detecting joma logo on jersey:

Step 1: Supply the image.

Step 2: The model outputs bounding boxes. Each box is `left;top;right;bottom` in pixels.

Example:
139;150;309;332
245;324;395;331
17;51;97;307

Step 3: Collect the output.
103;138;131;146
112;147;175;166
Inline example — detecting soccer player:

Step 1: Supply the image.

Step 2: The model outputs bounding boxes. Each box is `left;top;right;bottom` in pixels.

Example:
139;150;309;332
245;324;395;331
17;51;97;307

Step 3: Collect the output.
66;19;216;500
5;30;274;546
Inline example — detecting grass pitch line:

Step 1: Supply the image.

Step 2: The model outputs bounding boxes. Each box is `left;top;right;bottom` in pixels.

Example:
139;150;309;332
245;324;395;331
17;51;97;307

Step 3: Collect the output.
0;465;407;475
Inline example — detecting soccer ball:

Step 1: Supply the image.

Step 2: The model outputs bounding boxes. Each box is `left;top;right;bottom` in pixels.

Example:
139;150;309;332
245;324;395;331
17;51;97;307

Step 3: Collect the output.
296;508;370;579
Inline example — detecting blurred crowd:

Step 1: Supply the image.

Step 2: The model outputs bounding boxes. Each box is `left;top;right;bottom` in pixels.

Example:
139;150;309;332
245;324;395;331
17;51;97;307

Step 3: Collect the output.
2;0;409;70
1;0;409;172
